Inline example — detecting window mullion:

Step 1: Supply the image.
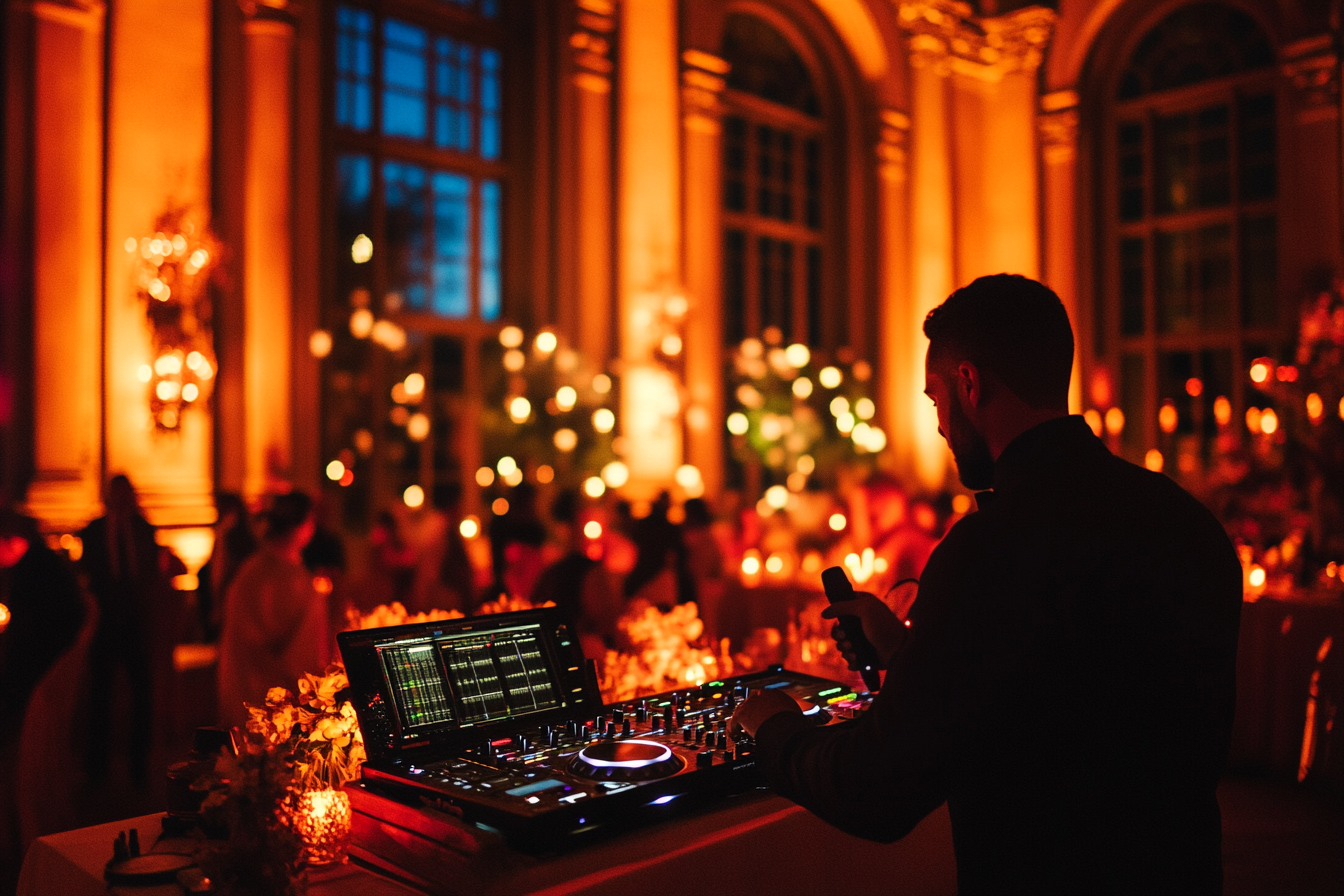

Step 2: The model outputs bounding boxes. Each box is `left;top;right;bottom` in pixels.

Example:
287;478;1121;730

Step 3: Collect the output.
1228;88;1244;342
1142;107;1157;455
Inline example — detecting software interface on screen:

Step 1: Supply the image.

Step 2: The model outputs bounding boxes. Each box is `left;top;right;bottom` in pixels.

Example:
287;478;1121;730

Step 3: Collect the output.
378;623;560;730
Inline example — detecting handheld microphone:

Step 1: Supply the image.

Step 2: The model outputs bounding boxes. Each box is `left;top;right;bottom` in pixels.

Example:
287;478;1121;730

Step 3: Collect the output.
821;566;882;692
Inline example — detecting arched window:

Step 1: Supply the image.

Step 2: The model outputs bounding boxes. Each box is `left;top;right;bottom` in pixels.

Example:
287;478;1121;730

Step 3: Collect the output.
1096;3;1278;464
325;0;509;524
720;12;827;348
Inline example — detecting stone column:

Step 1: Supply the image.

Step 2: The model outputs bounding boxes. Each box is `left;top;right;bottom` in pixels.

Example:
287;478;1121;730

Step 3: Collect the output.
898;8;955;490
947;7;1053;280
875;110;913;477
571;0;616;368
25;0;106;531
681;49;729;500
1039;90;1081;412
103;0;215;536
240;0;297;499
617;0;681;499
896;1;1055;489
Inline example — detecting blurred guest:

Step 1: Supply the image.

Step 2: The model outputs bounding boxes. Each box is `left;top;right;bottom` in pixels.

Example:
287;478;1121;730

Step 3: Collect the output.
531;491;622;656
429;484;473;613
681;498;727;641
302;494;348;650
0;510;86;742
0;509;86;894
623;492;695;608
217;492;328;729
369;509;417;607
78;475;173;787
196;492;256;642
487;482;547;602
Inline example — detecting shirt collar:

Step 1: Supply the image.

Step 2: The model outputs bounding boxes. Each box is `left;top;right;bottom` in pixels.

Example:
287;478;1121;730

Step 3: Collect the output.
986;415;1109;498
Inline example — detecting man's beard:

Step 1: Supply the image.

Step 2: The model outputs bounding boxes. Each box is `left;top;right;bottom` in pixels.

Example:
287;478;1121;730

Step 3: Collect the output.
946;396;995;490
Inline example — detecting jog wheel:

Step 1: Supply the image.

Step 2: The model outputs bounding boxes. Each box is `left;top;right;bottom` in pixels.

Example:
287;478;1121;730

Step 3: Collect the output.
569;739;685;781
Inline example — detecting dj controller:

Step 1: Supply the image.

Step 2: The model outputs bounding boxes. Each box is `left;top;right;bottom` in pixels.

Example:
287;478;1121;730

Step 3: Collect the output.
339;607;874;850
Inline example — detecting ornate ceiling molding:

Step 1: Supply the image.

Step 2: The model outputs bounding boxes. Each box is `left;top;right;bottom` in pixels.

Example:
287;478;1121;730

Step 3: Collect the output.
1281;35;1338;125
877;108;910;182
239;0;299;26
681;50;729;133
896;0;1055;82
572;0;614;93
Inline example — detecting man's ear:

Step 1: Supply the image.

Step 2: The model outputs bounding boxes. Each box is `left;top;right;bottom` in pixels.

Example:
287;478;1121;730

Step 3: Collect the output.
957;361;982;410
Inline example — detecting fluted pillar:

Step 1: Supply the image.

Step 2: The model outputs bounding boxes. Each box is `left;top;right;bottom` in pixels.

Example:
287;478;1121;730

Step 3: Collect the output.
617;0;681;499
1040;90;1081;412
681;49;729;499
103;0;215;533
902;21;955;490
25;0;106;530
241;0;297;498
571;1;616;369
875;110;914;478
896;1;1055;489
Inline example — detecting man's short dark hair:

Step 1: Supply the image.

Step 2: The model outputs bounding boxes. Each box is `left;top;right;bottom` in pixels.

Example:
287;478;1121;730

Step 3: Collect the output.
923;274;1074;409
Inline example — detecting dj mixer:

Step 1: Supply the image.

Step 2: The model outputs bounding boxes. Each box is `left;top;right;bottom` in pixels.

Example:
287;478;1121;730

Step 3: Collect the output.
338;607;874;850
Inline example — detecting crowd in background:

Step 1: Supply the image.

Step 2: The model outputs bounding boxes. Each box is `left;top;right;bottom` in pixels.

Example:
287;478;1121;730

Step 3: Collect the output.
0;470;959;887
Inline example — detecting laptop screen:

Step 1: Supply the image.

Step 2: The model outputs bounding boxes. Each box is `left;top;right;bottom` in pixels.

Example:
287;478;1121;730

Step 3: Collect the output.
338;608;598;759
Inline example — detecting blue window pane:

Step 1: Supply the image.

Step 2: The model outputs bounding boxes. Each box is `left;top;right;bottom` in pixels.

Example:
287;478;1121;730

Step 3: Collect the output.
383;20;428;139
431;172;471;317
384;162;429;310
337;154;373;290
480;49;501;159
432;38;475;152
335;6;373;131
338;154;371;208
479;180;501;320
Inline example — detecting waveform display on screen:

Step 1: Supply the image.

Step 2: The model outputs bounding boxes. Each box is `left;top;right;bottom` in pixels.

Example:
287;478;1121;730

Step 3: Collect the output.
440;626;559;725
381;643;455;729
378;624;560;731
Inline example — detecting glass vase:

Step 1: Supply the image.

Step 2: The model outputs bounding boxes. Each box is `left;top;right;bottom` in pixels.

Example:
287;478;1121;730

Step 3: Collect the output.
291;788;352;865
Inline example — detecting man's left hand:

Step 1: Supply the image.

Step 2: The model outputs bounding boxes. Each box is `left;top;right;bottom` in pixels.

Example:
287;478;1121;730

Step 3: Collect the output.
730;689;804;739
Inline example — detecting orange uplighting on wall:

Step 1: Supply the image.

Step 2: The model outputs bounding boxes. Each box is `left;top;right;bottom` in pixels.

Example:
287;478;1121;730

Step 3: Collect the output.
1213;396;1232;427
1249;360;1271;384
1185;377;1203;397
1104;407;1125;436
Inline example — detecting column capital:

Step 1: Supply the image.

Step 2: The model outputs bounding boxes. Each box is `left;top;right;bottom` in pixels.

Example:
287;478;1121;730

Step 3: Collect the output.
877;108;910;182
897;1;1054;82
682;49;729;133
28;0;105;29
239;0;299;29
1281;35;1338;124
572;0;615;93
1039;89;1078;165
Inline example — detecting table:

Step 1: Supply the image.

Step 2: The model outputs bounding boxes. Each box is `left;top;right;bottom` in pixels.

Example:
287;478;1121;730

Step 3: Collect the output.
19;791;958;895
1231;595;1344;786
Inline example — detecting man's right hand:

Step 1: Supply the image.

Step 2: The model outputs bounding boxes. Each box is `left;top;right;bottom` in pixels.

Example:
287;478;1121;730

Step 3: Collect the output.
821;591;908;671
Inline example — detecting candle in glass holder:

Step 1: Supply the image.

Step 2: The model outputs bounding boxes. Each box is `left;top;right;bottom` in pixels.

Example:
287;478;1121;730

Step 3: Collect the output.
291;788;352;865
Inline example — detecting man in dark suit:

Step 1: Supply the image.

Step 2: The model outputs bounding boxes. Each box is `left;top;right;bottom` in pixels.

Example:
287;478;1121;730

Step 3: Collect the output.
734;275;1242;894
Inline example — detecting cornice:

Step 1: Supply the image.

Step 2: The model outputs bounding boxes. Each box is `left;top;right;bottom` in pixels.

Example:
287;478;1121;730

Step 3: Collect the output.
896;1;1055;82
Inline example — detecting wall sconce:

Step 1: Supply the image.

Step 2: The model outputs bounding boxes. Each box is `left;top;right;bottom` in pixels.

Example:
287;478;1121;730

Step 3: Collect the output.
127;211;220;431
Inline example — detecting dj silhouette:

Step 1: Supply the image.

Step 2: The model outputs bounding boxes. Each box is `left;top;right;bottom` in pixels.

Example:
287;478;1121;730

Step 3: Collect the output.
733;275;1241;894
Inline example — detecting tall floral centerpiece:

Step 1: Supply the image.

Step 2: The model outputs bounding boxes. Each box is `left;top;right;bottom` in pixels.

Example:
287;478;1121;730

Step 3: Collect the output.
248;666;367;865
195;664;367;887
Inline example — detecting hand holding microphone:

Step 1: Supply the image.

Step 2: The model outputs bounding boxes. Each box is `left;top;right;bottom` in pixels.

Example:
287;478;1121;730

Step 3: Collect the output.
820;567;910;691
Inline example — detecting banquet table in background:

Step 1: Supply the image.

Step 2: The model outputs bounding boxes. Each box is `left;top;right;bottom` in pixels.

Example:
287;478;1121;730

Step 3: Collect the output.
1230;592;1344;787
